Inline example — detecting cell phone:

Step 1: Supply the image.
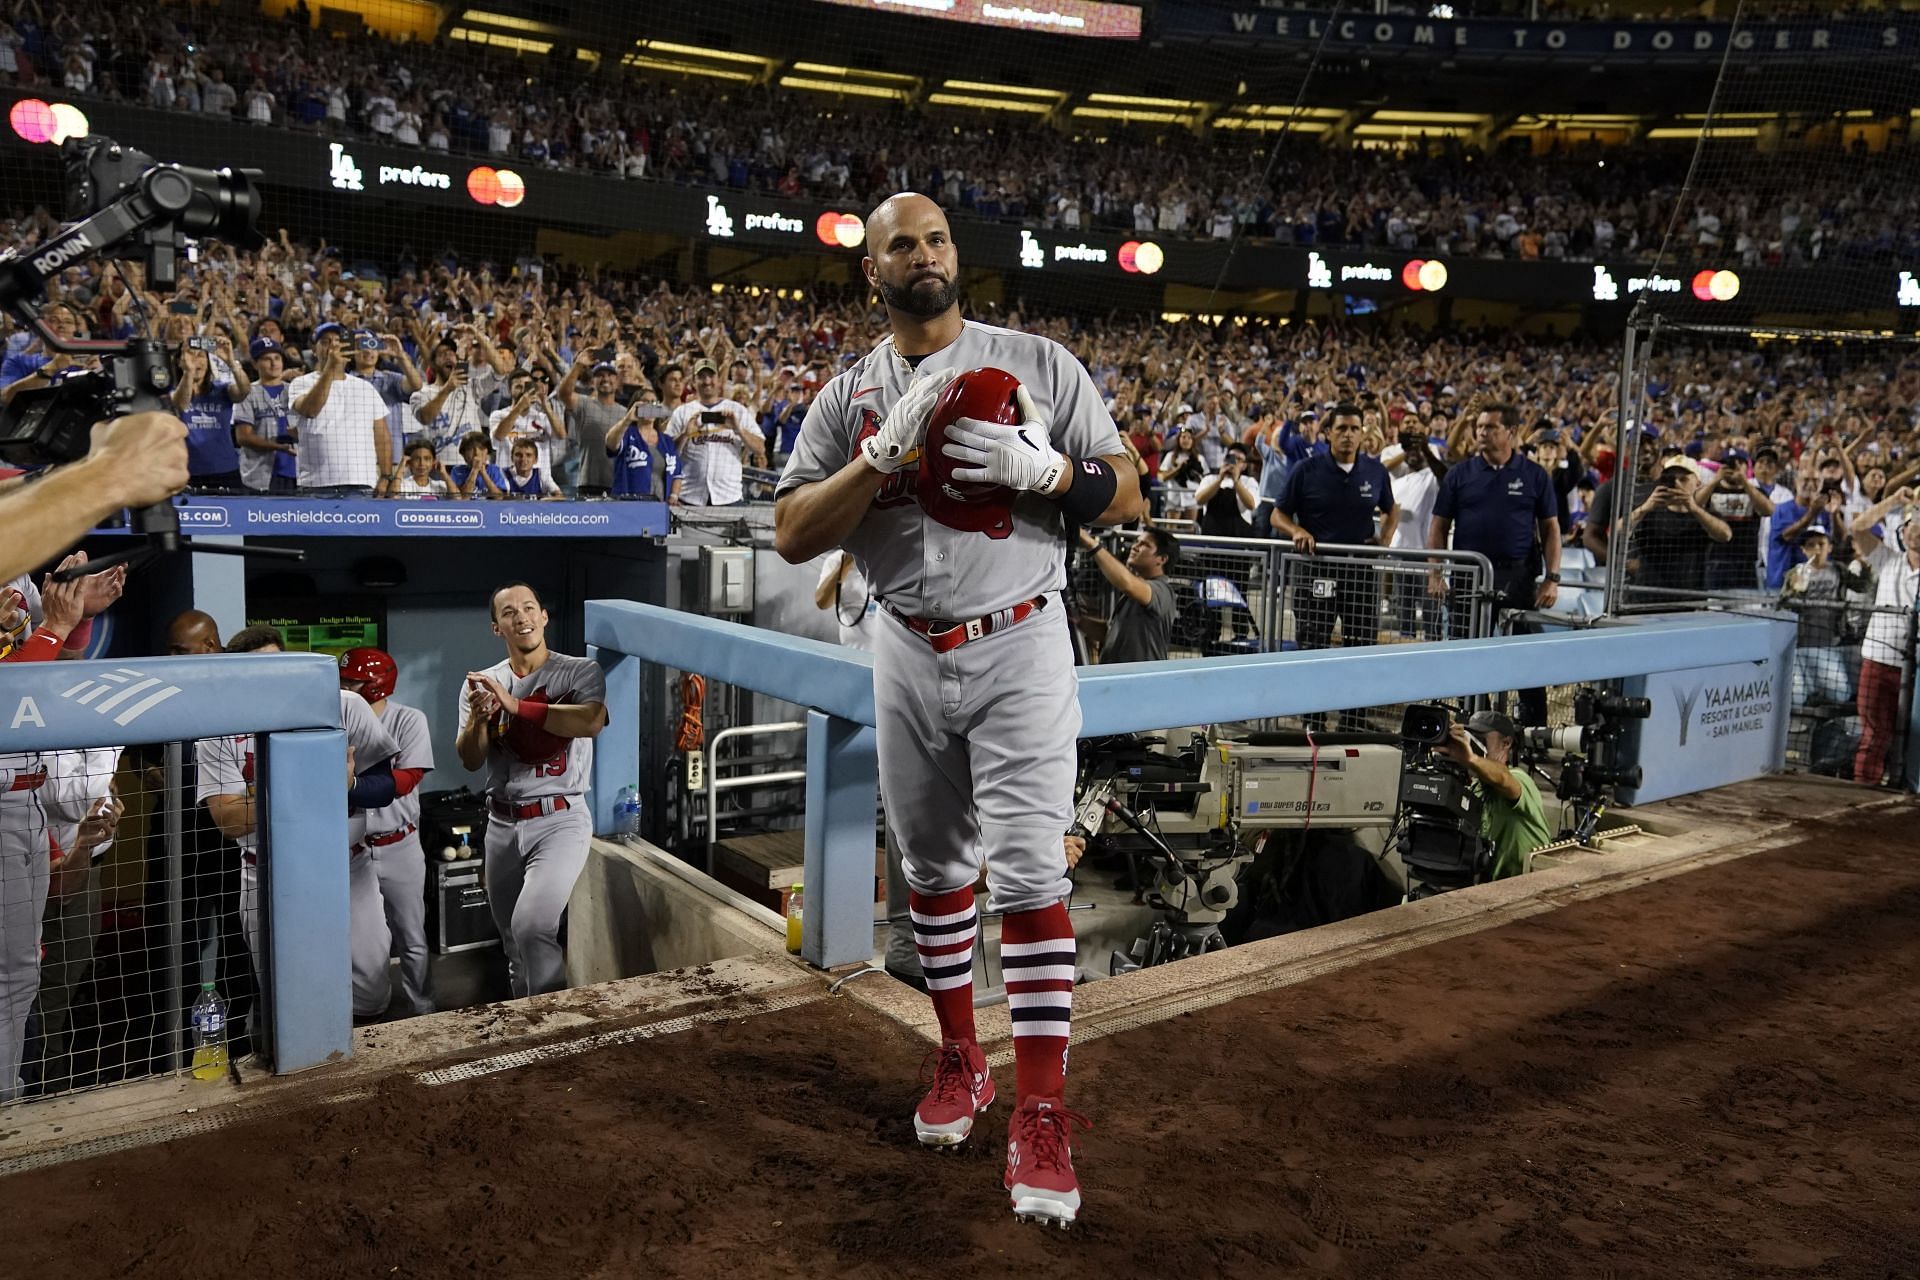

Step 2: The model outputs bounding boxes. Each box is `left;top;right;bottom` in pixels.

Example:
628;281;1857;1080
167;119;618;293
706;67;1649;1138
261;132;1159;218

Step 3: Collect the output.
700;410;728;425
169;301;197;315
596;345;616;362
187;336;218;353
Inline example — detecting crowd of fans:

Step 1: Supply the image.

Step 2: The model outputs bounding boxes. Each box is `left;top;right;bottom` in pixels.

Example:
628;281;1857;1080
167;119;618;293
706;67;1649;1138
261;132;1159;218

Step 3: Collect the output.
4;214;1918;511
2;0;1916;263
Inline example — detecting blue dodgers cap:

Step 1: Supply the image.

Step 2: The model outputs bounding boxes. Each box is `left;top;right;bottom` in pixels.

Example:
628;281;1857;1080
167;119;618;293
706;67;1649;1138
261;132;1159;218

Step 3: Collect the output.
312;321;348;341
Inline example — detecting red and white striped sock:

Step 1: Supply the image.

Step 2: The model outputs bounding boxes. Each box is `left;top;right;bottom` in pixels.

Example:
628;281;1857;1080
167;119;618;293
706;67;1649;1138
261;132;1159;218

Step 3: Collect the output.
909;886;978;1044
1001;902;1075;1102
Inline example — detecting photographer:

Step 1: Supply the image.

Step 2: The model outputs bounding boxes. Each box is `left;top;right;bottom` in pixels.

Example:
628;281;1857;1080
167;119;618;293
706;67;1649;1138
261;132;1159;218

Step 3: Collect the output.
0;411;191;583
666;358;762;506
1382;426;1446;639
1440;710;1552;881
1192;443;1259;536
1077;526;1178;664
1628;458;1732;597
1702;448;1775;592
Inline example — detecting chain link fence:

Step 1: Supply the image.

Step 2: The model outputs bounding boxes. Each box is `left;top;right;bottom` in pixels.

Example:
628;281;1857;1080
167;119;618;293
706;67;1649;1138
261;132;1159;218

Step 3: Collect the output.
4;740;267;1105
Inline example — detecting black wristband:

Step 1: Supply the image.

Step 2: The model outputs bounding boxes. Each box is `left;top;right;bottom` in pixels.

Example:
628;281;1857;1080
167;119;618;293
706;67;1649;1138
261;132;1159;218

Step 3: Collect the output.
1053;456;1118;526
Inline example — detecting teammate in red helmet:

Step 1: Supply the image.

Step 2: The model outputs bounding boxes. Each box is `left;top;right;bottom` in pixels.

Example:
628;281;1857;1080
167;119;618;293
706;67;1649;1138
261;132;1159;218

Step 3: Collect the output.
773;192;1143;1227
339;647;437;1016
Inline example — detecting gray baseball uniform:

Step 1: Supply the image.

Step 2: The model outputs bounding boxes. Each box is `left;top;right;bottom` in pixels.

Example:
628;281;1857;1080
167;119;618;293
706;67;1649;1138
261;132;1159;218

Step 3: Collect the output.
777;320;1122;912
195;691;399;1017
361;700;434;1016
460;652;605;997
1;749;113;1101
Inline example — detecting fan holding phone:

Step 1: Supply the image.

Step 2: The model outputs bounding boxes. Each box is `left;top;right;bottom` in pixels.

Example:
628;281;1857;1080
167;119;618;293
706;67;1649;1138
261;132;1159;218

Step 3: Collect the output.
664;357;764;506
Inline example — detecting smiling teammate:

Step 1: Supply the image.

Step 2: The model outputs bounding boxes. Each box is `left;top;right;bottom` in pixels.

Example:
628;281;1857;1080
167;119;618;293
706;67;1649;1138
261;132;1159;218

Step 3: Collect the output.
457;583;608;998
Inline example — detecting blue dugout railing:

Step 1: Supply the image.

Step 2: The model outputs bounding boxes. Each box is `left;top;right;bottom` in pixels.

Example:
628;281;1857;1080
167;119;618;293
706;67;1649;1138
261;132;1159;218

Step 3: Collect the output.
586;600;1812;970
0;654;349;1074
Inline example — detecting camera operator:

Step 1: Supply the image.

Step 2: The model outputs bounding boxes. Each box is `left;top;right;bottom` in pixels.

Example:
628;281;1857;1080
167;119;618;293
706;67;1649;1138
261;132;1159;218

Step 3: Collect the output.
1440;710;1552;881
1077;526;1178;664
1193;443;1259;536
0;411;191;582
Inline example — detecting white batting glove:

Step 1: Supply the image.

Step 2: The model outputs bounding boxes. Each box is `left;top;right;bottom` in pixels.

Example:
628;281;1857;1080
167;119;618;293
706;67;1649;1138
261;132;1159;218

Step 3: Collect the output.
941;387;1065;493
860;367;959;475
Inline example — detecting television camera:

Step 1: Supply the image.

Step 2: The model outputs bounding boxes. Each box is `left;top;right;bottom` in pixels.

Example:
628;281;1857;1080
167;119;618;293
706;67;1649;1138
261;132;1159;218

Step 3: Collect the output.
0;134;297;578
1516;688;1651;844
1070;727;1403;971
1390;703;1497;900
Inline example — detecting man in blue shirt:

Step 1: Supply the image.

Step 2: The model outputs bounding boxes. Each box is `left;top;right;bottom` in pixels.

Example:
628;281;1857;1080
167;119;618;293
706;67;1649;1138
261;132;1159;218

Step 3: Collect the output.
1271;404;1398;670
1765;470;1829;591
1428;403;1561;726
1252;415;1292;540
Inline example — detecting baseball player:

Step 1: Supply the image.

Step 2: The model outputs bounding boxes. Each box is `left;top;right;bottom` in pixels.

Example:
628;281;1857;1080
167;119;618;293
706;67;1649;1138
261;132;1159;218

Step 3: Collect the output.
198;657;401;1020
774;193;1142;1226
1;748;121;1100
340;648;436;1017
456;583;608;999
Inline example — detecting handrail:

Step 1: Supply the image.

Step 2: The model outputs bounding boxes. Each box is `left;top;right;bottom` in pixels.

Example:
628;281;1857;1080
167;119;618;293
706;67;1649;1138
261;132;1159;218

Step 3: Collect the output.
703;721;808;869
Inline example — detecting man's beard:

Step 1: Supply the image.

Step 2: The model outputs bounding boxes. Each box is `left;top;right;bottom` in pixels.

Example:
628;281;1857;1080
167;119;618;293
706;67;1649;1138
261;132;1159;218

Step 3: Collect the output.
879;274;958;319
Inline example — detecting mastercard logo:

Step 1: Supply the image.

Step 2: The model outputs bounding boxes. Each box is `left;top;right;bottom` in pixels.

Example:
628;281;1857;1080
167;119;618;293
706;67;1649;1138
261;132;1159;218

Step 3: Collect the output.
466;166;526;209
1401;259;1449;293
1118;241;1164;275
815;212;864;248
1691;269;1740;302
9;99;89;145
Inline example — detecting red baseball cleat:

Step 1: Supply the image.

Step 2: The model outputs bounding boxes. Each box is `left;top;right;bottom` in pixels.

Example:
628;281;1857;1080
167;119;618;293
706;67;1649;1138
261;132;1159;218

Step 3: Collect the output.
1004;1097;1091;1227
914;1039;995;1147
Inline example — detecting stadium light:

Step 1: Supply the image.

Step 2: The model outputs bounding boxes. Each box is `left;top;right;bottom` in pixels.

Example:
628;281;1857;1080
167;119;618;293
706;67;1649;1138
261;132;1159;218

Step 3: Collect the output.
460;9;562;33
448;28;552;54
1645;126;1761;140
624;54;758;82
1072;107;1194;125
1369;110;1489;125
942;80;1065;99
1214;118;1331;134
926;93;1053;113
791;61;919;83
636;40;772;65
779;76;908;100
1086;92;1205;110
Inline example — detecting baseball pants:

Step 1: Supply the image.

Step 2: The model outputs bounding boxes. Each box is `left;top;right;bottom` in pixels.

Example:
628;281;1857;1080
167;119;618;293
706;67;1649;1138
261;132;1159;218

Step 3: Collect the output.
373;835;433;1016
0;827;50;1102
873;597;1078;915
35;862;101;1085
349;851;392;1018
485;803;591;998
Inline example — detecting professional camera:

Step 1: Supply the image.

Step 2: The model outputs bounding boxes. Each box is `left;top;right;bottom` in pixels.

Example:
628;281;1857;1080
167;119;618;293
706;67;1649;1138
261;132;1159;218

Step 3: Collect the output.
0;135;274;579
1391;703;1494;899
1513;686;1651;845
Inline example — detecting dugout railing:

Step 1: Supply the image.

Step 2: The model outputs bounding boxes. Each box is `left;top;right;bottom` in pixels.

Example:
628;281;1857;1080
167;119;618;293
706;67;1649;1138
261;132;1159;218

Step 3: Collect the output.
586;599;1798;971
0;654;352;1107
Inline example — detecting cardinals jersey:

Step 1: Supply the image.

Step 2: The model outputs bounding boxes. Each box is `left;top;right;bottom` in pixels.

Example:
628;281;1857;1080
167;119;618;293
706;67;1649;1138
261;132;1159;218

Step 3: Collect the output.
362;700;433;835
775;320;1123;620
196;690;400;855
460;652;606;802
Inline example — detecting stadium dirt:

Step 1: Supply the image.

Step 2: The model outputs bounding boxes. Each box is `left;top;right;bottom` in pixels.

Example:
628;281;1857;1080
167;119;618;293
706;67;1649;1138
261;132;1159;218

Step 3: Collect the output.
8;804;1920;1279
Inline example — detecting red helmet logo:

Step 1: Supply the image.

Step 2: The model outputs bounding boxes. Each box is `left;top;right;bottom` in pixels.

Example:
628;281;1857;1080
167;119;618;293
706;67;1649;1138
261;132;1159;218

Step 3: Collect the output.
338;647;398;704
917;367;1022;538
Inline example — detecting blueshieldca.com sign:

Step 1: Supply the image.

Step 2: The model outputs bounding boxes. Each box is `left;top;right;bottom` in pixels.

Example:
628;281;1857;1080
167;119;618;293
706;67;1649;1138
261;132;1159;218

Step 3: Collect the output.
102;498;670;539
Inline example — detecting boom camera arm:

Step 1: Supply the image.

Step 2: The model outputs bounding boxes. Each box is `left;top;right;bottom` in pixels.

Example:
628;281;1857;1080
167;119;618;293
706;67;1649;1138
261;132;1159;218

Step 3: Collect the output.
0;135;300;580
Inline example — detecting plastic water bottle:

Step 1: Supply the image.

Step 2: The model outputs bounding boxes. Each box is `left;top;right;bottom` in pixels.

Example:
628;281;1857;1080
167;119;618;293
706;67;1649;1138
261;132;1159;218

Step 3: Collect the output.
785;882;804;954
190;983;228;1080
615;785;642;843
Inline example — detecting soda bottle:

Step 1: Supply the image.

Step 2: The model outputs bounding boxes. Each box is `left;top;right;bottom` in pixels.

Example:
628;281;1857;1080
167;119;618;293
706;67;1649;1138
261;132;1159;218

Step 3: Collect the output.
190;982;228;1080
785;882;804;954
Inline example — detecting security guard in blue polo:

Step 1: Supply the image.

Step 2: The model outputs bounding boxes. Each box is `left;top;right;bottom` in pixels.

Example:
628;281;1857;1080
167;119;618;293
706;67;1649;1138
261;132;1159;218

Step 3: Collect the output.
1270;404;1398;722
1426;403;1561;726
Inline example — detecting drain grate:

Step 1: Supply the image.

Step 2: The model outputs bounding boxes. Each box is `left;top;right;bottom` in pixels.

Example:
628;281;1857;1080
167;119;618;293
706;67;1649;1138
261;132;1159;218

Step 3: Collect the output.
416;989;822;1086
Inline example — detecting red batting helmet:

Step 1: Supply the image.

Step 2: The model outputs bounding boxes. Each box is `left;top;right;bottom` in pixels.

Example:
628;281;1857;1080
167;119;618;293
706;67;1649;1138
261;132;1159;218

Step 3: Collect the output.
339;647;397;703
917;366;1021;537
